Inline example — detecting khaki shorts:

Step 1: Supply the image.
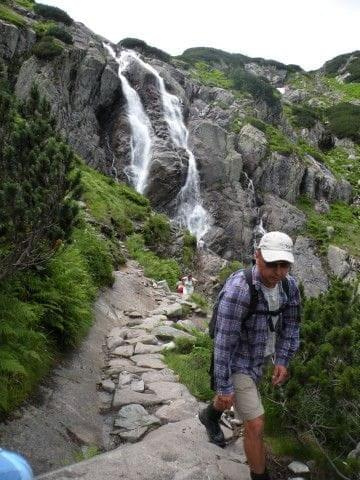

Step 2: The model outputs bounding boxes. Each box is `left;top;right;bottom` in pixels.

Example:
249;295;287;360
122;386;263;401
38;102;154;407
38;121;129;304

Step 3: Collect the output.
232;373;264;421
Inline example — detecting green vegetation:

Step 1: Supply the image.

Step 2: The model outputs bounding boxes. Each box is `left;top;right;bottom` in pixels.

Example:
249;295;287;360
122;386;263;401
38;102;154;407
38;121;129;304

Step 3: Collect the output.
16;0;35;9
143;213;171;248
231;68;281;113
126;233;180;289
323;146;360;195
182;230;197;269
32;35;64;59
266;125;295;155
119;38;170;63
0;85;80;282
190;292;209;311
218;260;242;285
81;166;150;237
347;56;360;83
288;104;321;129
0;3;26;27
34;21;73;44
325;77;360;101
262;279;360;479
297;196;360;256
231;115;267;134
326;102;360;142
34;3;73;25
191;61;232;89
164;330;213;401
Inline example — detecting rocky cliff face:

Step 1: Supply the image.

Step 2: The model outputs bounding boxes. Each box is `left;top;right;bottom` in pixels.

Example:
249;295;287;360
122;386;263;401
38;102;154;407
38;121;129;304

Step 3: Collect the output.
1;7;358;296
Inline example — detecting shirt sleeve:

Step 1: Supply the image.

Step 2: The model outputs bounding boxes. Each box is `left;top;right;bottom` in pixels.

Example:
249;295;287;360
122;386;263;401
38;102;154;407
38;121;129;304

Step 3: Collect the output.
214;279;250;395
275;276;301;367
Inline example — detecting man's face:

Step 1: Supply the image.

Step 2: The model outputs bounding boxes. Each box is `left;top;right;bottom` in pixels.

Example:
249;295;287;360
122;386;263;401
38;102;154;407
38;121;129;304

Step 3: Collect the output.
255;250;291;288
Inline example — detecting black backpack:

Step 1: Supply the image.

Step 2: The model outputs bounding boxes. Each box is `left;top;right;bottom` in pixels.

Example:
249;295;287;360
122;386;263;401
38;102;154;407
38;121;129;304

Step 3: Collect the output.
208;267;290;391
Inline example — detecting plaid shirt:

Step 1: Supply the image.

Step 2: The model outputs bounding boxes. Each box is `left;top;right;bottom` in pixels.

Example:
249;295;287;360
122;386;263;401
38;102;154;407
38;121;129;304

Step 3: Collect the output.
214;266;300;395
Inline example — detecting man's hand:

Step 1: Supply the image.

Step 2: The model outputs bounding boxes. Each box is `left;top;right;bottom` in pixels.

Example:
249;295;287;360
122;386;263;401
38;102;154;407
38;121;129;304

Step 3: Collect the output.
272;365;288;386
214;393;234;411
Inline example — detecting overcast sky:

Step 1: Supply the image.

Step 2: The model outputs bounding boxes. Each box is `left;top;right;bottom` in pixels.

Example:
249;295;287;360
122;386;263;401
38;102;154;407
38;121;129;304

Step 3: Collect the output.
42;0;359;71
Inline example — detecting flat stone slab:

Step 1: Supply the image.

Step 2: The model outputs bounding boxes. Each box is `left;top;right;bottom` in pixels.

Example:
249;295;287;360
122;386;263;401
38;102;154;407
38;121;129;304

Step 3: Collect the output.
106;359;150;375
38;418;249;480
107;336;125;350
147;381;193;402
112;389;163;408
151;326;195;341
141;369;178;384
133;315;167;331
118;372;140;386
131;354;166;369
112;345;134;357
125;329;148;339
115;426;148;443
125;334;157;345
134;343;164;355
114;404;160;430
155;399;198;422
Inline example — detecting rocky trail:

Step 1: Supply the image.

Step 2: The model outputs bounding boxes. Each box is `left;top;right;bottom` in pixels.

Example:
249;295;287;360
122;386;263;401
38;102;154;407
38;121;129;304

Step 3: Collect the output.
0;260;252;480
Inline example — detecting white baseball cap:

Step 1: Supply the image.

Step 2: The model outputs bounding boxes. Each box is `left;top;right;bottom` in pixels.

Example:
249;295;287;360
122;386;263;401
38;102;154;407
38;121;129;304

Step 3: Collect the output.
258;231;294;264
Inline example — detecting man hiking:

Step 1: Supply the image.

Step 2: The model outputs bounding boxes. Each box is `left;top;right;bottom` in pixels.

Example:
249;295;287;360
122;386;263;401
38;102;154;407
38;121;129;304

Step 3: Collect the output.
199;231;301;480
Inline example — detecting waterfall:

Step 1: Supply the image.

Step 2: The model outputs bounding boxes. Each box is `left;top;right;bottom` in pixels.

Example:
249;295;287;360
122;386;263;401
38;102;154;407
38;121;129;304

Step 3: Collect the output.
122;50;210;240
104;45;153;194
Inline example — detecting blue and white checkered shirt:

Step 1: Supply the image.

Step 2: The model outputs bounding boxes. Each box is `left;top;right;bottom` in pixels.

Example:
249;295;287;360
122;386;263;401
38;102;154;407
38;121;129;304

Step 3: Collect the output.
214;266;300;395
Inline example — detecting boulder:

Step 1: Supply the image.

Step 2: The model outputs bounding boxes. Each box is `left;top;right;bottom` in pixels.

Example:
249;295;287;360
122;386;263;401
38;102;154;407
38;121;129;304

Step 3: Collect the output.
327;245;350;279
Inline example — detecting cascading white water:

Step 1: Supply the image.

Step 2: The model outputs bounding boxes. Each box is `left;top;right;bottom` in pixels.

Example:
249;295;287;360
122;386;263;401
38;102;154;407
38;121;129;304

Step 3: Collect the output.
123;50;210;240
104;45;153;194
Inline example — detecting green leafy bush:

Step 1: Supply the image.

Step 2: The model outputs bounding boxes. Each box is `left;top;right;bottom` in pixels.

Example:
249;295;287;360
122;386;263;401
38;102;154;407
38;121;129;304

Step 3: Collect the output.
191;61;232;89
41;24;73;44
231;68;281;113
143;213;171;247
0;4;26;27
182;230;197;268
326;102;360;142
126;234;180;289
262;279;360;477
119;38;170;63
218;260;242;285
289;104;321;129
0;85;80;282
34;3;73;25
32;35;64;59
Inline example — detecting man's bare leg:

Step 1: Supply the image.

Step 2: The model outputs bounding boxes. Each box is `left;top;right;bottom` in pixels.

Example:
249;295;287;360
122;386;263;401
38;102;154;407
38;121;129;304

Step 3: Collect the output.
243;415;266;475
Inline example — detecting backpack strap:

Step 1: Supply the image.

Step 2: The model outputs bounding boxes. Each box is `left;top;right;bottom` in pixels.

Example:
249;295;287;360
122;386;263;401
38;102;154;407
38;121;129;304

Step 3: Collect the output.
244;267;258;320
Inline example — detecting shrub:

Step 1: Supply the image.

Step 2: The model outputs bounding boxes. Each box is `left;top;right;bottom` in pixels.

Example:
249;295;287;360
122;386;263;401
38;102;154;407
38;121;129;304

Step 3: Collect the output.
218;260;242;285
174;336;195;354
0;4;26;27
34;3;73;25
262;279;360;474
323;52;355;75
143;213;171;247
126;234;180;289
326;102;360;142
290;104;321;129
231;68;281;113
44;24;73;44
347;57;360;83
0;85;80;282
182;230;197;268
32;35;64;59
191;61;232;89
119;38;170;63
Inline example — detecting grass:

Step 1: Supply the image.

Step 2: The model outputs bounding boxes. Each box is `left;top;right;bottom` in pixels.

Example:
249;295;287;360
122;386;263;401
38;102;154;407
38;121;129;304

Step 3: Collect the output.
0;3;26;27
190;61;232;89
81;166;150;236
126;233;180;290
323;146;360;195
297;196;360;257
325;77;360;101
164;330;213;401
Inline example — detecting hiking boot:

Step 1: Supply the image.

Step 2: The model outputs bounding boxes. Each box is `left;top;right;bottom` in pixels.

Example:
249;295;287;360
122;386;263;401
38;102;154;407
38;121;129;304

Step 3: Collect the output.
199;404;226;448
250;469;271;480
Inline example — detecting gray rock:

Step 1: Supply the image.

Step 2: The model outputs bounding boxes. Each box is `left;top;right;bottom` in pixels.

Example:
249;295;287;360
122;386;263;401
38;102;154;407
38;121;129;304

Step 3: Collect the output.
152;326;195;341
125;329;148;339
292;236;328;297
107;336;125;350
237;124;268;176
112;388;163;408
288;461;310;474
155;399;198;422
327;245;350;279
129;379;145;392
259;194;306;235
156;280;171;292
114;404;160;430
112;345;134;358
130;354;166;370
141;369;179;384
115;426;148;442
134;343;164;355
146;381;193;402
125;334;158;345
118;372;140;387
100;379;115;393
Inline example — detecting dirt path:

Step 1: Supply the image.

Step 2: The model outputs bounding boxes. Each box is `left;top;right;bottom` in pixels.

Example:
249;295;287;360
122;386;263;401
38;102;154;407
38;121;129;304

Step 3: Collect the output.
0;261;161;474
